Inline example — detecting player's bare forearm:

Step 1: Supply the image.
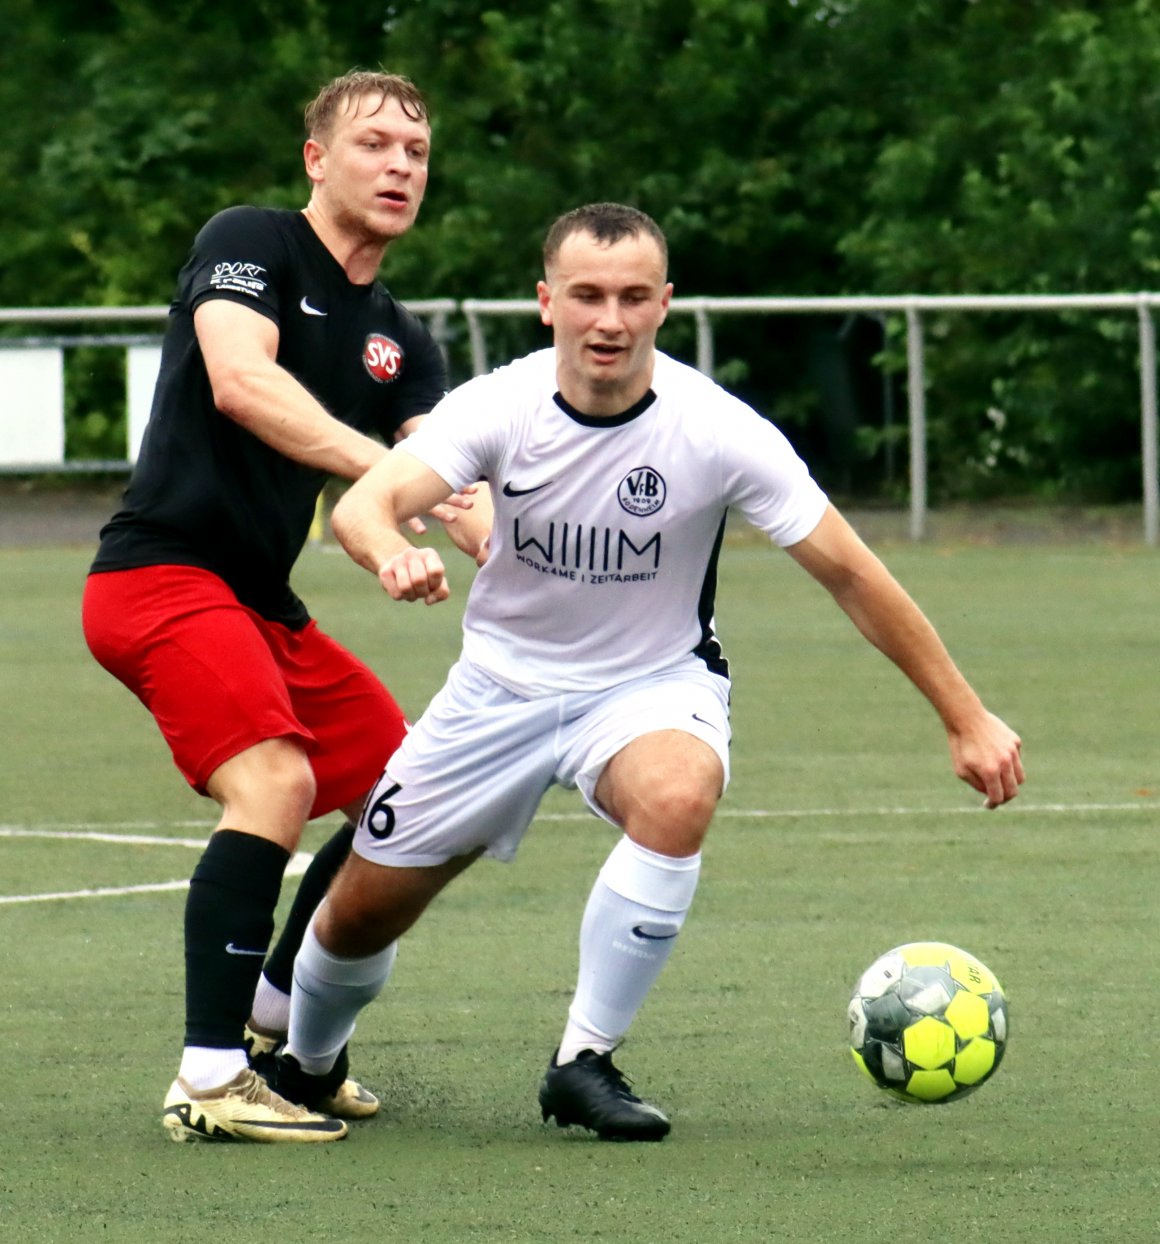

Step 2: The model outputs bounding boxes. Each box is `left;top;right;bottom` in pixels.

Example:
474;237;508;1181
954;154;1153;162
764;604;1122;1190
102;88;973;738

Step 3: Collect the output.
195;300;385;479
837;576;1023;803
224;372;386;479
788;508;971;719
787;505;1024;806
332;452;457;603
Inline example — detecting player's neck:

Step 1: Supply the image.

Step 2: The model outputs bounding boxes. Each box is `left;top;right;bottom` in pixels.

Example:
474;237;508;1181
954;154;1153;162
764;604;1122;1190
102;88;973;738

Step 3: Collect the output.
301;205;389;286
556;368;657;419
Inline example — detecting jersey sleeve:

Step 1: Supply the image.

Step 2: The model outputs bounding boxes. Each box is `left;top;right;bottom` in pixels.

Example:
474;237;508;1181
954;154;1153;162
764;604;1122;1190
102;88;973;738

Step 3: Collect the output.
184;206;286;325
392;373;504;490
718;398;830;546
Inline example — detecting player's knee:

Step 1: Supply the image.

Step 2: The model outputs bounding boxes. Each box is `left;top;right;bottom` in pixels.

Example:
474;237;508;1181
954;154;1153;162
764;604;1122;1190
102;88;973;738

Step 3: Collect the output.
212;739;317;833
663;772;719;824
261;750;317;823
633;778;717;854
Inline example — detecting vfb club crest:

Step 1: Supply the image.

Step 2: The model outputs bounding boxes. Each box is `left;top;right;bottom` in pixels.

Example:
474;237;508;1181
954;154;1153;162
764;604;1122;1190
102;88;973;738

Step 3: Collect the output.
618;465;666;516
363;334;404;383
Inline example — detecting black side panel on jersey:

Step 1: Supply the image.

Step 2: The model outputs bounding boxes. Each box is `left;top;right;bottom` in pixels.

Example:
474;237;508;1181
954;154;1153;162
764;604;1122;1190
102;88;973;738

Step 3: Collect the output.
90;207;448;626
692;515;729;678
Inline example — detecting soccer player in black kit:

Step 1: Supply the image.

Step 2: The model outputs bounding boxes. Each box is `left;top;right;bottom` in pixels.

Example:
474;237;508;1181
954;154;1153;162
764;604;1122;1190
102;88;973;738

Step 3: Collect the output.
82;70;489;1143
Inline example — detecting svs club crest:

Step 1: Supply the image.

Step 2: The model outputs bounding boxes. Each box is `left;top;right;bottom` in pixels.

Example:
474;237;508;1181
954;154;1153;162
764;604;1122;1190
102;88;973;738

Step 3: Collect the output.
363;334;404;383
618;466;666;516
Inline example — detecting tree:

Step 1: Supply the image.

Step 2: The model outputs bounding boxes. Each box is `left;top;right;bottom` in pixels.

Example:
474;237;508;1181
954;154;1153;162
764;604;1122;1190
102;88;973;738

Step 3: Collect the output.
836;1;1160;499
6;0;1159;499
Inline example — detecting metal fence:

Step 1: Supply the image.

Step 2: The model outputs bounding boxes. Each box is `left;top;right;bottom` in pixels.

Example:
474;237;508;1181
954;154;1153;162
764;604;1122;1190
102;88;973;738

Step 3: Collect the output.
3;294;1158;543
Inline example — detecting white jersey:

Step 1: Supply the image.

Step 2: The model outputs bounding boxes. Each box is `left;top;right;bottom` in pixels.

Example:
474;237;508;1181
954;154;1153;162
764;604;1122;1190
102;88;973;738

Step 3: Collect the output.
399;348;829;697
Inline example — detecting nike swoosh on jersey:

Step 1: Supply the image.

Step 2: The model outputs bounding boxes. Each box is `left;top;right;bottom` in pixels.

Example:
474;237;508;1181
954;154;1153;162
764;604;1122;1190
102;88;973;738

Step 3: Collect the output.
631;925;679;942
299;297;327;317
691;712;723;734
502;480;553;497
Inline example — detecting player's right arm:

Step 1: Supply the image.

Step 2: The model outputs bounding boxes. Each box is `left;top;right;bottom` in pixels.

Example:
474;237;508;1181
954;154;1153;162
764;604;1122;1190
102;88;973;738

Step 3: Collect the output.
331;449;458;605
195;299;387;480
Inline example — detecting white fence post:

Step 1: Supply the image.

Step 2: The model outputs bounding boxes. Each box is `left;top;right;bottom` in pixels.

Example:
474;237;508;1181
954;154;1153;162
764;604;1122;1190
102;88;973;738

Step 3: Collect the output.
692;299;714;376
1137;298;1159;547
905;305;927;542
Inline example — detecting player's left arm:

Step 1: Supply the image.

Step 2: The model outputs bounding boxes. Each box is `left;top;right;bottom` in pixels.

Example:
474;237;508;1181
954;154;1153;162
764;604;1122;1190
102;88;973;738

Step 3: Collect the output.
785;504;1024;808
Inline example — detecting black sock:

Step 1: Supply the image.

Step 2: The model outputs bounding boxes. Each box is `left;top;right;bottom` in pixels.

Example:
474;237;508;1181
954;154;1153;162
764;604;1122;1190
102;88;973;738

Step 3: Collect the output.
261;821;356;995
184;830;290;1049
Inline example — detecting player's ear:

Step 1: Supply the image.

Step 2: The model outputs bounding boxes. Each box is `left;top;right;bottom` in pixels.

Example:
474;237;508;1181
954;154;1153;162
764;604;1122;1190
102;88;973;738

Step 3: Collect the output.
536;280;553;327
303;138;326;186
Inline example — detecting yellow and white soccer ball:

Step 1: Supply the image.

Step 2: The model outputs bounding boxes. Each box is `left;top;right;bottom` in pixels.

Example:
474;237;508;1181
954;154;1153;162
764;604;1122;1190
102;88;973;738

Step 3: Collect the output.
847;941;1008;1104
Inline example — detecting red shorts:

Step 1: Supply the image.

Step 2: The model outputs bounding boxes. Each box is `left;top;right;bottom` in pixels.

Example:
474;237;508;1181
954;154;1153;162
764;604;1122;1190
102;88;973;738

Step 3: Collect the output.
81;565;406;819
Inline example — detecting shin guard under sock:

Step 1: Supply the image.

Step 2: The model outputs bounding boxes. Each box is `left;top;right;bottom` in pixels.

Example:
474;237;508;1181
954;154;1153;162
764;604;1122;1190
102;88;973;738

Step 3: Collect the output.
558;836;701;1063
183;829;290;1049
287;919;397;1075
261;820;356;997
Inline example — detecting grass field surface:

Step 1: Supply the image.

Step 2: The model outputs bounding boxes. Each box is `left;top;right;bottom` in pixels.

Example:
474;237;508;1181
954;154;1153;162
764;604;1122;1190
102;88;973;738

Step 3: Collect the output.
2;522;1158;1242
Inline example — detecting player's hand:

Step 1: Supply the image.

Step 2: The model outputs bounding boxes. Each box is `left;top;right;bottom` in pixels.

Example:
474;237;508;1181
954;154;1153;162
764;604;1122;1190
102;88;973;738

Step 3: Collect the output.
948;711;1024;809
378;547;449;605
426;484;479;527
404;490;479;535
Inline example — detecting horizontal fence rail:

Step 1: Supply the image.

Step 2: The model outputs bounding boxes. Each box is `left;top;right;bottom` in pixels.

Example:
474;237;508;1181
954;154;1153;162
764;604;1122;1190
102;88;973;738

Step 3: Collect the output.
2;295;1157;543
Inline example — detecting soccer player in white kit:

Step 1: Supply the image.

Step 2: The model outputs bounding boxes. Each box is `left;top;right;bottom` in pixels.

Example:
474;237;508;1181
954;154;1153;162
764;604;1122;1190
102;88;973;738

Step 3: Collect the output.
269;203;1025;1141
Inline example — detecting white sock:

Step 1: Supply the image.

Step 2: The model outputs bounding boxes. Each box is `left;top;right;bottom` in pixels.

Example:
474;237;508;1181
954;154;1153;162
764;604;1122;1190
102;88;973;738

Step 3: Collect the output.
286;918;398;1076
248;972;290;1036
178;1046;249;1091
557;837;701;1065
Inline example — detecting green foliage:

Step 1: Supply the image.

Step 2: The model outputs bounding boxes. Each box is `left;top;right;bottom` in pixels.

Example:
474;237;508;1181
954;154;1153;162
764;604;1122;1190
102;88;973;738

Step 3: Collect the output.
0;0;378;307
5;1;1160;499
63;346;127;460
836;2;1160;500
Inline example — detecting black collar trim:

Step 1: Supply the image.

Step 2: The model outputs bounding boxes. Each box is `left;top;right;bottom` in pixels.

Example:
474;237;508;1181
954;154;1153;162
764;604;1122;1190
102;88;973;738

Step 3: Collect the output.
553;389;657;427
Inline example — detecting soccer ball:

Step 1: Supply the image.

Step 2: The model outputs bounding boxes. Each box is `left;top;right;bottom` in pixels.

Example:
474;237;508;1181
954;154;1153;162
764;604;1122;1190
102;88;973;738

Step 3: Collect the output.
847;941;1008;1104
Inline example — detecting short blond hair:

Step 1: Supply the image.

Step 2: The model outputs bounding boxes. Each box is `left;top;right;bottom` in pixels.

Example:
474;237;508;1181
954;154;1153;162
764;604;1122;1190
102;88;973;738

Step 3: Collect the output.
304;70;428;142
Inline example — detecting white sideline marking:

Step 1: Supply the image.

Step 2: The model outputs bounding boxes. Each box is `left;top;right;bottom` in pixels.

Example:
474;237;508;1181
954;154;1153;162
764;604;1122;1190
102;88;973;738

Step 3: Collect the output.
540;800;1159;821
1;879;193;904
0;826;213;849
721;801;1159;818
0;826;313;905
0;799;1153;905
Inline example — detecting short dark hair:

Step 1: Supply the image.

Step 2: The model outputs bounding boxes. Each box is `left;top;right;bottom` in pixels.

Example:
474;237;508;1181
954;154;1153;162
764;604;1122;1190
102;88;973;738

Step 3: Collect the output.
304;70;428;141
543;203;668;275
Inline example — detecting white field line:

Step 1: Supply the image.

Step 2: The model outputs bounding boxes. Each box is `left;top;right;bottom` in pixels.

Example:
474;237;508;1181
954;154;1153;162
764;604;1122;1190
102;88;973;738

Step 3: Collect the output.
541;800;1159;820
0;825;313;905
0;799;1153;905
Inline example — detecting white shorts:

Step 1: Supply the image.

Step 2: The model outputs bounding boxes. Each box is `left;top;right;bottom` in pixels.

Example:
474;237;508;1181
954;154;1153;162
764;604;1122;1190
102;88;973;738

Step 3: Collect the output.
352;656;731;867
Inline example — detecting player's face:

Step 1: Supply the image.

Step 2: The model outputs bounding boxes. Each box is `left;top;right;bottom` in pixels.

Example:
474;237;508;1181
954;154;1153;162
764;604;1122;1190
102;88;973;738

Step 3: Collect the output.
538;230;672;415
305;93;430;244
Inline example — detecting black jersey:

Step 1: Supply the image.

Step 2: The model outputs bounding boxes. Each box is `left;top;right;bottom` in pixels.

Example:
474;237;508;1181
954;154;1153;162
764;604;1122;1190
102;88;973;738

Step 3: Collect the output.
91;206;448;627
